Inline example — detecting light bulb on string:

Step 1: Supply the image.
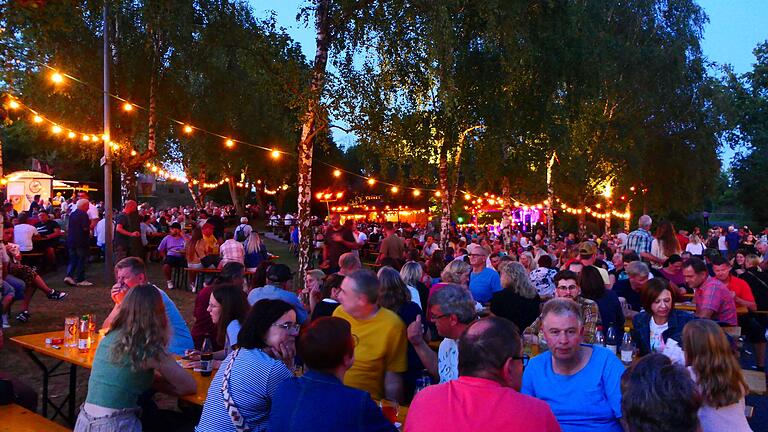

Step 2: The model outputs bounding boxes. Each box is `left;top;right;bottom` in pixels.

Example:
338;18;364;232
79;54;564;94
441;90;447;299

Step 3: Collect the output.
32;115;43;123
51;125;62;134
413;189;421;197
367;178;376;186
8;100;19;109
82;135;91;142
122;102;133;112
67;131;76;139
271;149;281;159
391;186;399;193
333;169;341;177
225;139;234;148
50;72;64;84
183;124;193;134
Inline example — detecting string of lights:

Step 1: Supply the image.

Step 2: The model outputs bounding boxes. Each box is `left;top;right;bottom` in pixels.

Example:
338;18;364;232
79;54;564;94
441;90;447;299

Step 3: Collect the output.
2;55;640;220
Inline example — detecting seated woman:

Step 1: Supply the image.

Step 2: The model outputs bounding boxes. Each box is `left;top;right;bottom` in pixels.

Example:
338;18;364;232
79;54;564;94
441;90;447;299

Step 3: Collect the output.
579;265;624;342
632;277;694;357
3;224;67;324
490;261;541;332
269;317;396;432
660;254;687;294
75;284;196;431
191;263;245;350
309;273;343;321
683;320;753;432
400;261;429;311
244;230;269;272
196;299;298;432
189;283;249;369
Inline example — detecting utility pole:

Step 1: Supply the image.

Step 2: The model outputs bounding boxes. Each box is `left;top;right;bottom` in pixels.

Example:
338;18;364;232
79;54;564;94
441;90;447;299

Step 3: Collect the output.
103;1;114;283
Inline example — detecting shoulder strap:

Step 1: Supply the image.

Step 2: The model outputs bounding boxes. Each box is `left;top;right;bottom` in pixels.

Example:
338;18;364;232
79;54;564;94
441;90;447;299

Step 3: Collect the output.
221;349;251;432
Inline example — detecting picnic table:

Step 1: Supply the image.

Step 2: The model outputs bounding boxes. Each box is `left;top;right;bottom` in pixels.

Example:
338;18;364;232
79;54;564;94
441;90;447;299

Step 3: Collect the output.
11;330;408;427
0;404;70;432
10;330;214;426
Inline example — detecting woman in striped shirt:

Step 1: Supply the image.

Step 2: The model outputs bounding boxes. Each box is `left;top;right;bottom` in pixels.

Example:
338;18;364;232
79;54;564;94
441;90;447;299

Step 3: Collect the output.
196;299;298;432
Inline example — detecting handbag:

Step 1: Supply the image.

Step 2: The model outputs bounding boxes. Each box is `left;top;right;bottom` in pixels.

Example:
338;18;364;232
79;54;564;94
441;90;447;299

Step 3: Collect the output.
221;349;250;432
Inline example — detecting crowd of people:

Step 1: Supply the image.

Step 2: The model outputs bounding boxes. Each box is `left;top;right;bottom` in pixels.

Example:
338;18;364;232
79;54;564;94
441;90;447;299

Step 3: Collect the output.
2;193;768;431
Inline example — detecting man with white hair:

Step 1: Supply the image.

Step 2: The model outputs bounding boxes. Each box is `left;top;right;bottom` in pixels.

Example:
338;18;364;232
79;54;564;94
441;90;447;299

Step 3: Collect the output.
625;215;654;261
757;240;768;271
234;216;252;242
64;199;94;286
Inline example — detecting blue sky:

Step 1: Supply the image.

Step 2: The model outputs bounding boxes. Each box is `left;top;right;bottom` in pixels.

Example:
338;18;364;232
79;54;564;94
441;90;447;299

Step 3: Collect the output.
250;0;768;164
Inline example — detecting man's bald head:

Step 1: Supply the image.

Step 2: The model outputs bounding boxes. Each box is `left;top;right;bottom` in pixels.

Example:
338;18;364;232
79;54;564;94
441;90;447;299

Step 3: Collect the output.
458;316;521;378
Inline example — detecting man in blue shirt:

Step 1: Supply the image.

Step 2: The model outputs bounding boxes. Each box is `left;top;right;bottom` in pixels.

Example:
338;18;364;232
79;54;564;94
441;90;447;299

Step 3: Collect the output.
625;215;654;261
247;264;308;323
467;243;502;303
64;199;94;286
522;298;624;432
269;317;396;432
103;257;194;355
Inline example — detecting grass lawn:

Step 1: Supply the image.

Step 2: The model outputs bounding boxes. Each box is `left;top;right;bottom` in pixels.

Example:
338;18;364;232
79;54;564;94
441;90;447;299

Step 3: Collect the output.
0;231;297;427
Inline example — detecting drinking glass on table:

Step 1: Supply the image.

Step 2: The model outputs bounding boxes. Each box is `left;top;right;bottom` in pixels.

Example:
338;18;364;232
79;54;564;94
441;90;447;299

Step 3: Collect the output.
379;399;399;423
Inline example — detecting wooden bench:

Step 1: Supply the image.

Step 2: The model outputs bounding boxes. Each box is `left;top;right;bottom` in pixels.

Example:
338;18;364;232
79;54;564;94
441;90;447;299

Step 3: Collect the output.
184;267;257;291
0;403;70;432
742;369;766;395
20;252;44;266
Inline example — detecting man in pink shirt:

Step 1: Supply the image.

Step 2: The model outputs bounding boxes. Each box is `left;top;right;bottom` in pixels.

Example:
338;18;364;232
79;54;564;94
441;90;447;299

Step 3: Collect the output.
684;257;737;326
405;317;561;432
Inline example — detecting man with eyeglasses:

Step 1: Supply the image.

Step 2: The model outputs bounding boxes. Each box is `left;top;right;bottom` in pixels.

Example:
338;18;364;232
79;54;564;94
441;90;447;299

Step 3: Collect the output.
406;317;560;431
406;284;476;384
522;298;624;432
467;243;502;304
333;269;408;403
523;270;600;344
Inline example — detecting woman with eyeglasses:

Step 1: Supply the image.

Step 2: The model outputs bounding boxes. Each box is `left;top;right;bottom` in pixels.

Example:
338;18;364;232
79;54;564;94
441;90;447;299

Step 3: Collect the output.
196;299;299;432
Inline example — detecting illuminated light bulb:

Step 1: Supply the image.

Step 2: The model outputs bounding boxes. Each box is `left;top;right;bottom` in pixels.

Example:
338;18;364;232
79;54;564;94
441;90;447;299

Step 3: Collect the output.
367;178;376;186
333;169;341;177
225;139;234;148
130;150;137;156
67;131;76;139
82;135;91;141
8;100;20;109
51;125;62;134
91;135;98;141
324;193;332;199
282;185;289;190
435;191;442;197
33;115;43;123
101;134;109;141
50;72;64;84
183;125;193;134
151;166;158;173
122;102;133;112
413;189;421;197
271;149;280;158
223;177;229;182
315;192;323;199
464;193;471;200
335;192;343;198
391;186;399;193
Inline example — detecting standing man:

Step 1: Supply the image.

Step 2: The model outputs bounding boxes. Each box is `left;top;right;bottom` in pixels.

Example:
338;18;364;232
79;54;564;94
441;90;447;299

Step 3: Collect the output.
333;269;407;402
376;222;404;266
114;200;142;262
323;213;359;273
683;257;737;326
406;317;560;432
64;199;93;286
70;192;99;231
467;243;502;304
233;217;252;243
406;284;476;383
625;215;654;262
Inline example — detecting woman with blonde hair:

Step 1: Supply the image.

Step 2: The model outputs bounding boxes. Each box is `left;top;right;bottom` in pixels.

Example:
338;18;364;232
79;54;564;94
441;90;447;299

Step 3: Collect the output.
75;284;196;431
428;259;472;300
686;233;706;256
400;261;428;310
519;251;538;273
244;230;269;272
490;262;541;332
682;320;752;432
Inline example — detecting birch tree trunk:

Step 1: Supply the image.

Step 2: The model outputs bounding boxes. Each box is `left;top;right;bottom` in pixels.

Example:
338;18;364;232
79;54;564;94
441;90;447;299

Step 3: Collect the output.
297;0;331;281
227;177;244;216
438;140;452;251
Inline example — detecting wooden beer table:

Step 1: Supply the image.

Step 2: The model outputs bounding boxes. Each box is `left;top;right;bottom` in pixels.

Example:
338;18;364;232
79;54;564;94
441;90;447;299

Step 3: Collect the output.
675;302;748;315
0;404;71;432
11;330;215;426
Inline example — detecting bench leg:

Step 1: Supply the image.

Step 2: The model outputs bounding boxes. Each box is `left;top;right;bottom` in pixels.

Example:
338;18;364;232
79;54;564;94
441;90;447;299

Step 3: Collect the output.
26;350;78;426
